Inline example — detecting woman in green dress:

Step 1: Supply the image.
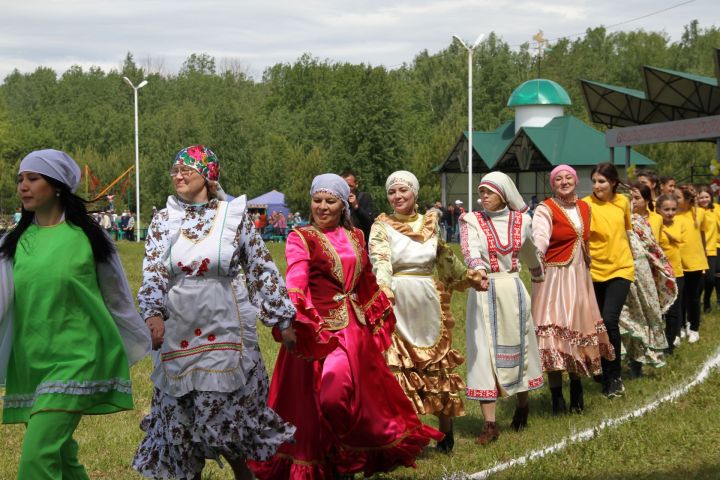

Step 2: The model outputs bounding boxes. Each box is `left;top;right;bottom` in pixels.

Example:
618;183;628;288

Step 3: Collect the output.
0;149;150;479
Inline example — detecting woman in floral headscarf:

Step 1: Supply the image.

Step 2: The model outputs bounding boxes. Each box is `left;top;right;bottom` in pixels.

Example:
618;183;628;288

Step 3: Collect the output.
133;145;297;480
250;173;441;480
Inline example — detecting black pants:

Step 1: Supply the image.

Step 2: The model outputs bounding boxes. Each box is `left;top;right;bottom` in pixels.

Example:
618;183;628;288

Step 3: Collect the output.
665;276;684;351
682;270;703;332
702;256;717;309
593;278;631;381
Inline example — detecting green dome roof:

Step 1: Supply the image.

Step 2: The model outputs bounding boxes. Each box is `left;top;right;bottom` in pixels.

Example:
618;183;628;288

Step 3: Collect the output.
507;79;572;107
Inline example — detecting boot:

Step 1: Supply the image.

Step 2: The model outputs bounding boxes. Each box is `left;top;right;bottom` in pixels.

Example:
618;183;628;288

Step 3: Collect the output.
628;360;643;379
550;386;567;415
476;421;500;445
569;379;584;413
510;405;529;432
435;429;455;454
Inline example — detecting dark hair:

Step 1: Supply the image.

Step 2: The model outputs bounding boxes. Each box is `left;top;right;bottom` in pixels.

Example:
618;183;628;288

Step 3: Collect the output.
659;176;675;187
636;169;660;197
590;162;622;193
695;184;714;209
339;169;357;180
631;182;654;211
0;175;115;262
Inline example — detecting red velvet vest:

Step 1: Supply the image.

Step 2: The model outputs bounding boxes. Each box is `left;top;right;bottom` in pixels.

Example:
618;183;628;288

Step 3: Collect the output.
294;226;366;331
543;198;590;266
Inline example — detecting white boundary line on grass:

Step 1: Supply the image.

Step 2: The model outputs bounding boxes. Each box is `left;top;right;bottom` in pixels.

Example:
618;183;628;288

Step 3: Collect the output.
468;347;720;480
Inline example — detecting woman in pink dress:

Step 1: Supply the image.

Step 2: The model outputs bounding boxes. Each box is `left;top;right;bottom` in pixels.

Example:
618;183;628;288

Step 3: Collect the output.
531;165;615;414
249;174;441;480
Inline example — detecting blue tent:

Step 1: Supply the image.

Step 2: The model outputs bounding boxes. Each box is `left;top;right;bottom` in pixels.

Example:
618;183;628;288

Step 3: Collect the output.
247;190;289;218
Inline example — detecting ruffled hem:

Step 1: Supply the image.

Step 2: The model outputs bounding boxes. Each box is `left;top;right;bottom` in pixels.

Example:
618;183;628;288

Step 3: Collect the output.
249;456;335;480
134;370;295;479
539;349;604;377
333;424;441;477
382;278;465;416
150;350;258;397
250;424;441;479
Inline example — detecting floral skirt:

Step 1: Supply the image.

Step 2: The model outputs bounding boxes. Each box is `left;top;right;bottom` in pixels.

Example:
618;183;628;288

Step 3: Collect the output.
132;361;295;480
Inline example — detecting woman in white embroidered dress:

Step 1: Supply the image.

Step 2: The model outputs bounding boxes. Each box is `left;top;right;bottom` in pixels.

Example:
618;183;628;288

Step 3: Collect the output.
132;145;297;480
368;171;483;453
460;171;544;446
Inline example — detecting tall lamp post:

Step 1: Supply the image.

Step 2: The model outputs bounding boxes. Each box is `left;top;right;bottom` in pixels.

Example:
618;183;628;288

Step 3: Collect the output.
123;77;148;242
452;34;484;210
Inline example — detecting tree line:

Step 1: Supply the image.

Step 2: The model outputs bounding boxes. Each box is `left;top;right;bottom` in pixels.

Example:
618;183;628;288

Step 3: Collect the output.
0;21;718;219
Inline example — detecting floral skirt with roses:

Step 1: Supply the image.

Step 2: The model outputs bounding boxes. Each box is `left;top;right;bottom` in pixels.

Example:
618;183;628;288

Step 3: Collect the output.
132;360;295;480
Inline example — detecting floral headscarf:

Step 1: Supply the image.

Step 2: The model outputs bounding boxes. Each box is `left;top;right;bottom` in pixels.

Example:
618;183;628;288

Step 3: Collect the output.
173;145;219;181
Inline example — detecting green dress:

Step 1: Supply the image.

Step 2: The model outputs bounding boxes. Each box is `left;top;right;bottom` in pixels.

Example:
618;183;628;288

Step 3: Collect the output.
2;222;133;424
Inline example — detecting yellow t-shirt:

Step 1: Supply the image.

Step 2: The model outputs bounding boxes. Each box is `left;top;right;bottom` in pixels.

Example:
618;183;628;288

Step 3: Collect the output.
583;193;635;283
676;208;709;272
659;219;685;278
647;210;663;243
713;204;720;249
701;207;718;256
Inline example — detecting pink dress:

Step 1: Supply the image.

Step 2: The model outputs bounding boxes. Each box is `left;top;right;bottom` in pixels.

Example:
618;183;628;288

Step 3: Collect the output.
249;225;441;479
531;199;615;376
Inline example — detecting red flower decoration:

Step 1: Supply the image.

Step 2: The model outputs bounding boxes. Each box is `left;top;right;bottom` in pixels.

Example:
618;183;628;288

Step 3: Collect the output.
208;334;216;342
180;340;189;348
195;328;202;336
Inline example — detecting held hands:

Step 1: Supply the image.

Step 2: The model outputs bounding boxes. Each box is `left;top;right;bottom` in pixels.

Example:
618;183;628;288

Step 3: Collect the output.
146;316;165;350
467;269;489;291
280;326;297;353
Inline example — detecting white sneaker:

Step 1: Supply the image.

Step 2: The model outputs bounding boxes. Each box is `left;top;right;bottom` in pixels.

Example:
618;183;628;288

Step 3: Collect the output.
674;336;681;347
688;330;700;343
680;327;687;339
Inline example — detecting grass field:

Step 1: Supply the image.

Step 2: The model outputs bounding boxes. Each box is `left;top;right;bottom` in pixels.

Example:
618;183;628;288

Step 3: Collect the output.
1;240;719;479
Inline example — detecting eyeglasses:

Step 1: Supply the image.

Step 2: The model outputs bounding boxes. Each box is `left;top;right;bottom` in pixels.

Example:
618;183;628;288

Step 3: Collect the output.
169;166;197;178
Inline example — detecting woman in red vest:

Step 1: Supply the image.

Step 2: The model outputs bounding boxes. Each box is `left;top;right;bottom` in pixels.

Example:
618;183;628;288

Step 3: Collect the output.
531;165;615;414
249;173;441;480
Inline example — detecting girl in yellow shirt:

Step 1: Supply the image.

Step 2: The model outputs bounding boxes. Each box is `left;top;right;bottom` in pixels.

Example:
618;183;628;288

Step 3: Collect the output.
656;194;685;353
675;184;708;344
583;162;634;398
696;185;718;313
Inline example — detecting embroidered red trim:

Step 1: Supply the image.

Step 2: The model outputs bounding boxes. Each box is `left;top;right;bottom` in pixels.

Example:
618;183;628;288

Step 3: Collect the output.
466;387;498;399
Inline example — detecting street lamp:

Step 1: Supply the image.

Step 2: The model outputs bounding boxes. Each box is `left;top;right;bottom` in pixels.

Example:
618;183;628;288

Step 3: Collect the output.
452;34;484;210
123;76;148;242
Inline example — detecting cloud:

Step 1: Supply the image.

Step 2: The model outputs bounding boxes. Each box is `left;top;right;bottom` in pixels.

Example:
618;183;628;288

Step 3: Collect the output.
0;0;712;80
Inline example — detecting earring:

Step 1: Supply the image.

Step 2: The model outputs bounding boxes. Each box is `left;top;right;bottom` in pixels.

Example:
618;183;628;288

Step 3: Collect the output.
56;191;61;197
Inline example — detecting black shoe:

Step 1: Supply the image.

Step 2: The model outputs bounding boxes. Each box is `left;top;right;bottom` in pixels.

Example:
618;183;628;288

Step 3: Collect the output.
605;377;625;398
627;360;643;379
510;405;529;431
593;374;604;384
550;386;567;415
569;379;584;413
435;429;454;454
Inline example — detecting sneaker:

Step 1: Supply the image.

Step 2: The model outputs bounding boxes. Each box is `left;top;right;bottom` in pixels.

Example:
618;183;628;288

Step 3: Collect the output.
605;378;625;398
680;328;687;339
688;330;700;343
673;336;681;347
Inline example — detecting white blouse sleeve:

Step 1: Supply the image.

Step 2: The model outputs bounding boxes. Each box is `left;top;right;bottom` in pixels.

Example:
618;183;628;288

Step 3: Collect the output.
0;256;14;384
96;250;151;365
531;204;553;256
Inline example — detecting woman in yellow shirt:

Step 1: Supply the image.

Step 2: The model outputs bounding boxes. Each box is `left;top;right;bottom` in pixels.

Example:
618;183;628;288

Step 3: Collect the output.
696;185;718;313
583;162;634;398
675;184;708;344
656;194;685;354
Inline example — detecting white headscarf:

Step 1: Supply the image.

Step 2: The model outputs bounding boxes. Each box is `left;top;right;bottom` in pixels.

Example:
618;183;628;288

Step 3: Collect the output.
478;171;528;212
385;170;419;197
19;149;82;192
310;173;351;220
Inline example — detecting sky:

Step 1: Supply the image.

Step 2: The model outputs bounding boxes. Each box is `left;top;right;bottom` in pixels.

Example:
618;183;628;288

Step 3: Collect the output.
0;0;714;81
